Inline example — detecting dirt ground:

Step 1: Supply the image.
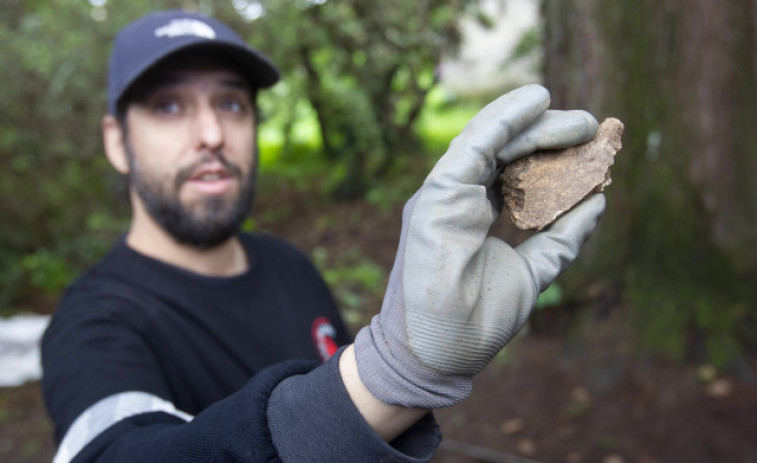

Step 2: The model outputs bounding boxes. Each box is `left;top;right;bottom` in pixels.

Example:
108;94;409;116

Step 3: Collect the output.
1;190;755;463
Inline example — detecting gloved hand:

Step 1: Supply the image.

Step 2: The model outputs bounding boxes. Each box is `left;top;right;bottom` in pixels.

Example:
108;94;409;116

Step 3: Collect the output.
353;84;606;409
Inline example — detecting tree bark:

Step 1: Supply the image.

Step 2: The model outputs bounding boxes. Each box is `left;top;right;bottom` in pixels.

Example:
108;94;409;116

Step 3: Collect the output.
541;0;757;363
544;0;757;266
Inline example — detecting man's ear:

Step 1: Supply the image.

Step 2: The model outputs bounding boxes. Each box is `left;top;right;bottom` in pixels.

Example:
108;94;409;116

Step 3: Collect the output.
102;114;130;174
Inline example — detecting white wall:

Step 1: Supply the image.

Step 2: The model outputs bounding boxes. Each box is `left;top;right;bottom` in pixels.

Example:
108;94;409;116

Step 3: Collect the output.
439;0;541;96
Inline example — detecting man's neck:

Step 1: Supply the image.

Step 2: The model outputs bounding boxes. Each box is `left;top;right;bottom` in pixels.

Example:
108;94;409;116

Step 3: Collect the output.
126;212;248;278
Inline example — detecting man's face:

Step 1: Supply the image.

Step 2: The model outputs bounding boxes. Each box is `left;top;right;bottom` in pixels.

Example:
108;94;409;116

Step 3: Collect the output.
123;59;257;248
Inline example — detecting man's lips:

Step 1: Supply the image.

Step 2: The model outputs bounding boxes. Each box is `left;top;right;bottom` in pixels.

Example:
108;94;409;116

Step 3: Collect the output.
184;164;236;195
189;167;230;181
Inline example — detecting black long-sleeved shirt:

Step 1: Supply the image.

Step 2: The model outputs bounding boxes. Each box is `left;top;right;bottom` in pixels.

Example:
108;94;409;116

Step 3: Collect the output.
42;234;439;462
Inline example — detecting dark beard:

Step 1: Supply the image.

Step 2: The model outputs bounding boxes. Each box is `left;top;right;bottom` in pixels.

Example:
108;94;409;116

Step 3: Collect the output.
128;146;257;249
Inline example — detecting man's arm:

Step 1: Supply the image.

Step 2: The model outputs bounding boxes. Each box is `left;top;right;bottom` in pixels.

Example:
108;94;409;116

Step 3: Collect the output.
51;352;440;463
266;348;440;463
44;297;440;462
339;344;429;442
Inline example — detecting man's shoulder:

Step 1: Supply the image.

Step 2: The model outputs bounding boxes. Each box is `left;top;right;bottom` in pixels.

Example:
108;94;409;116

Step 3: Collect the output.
55;239;150;315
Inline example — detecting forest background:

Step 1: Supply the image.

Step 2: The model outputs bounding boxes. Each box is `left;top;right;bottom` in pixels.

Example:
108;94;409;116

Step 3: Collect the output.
1;0;756;462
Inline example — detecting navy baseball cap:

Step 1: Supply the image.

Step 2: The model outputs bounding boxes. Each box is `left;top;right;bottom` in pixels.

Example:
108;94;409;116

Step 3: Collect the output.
108;9;280;115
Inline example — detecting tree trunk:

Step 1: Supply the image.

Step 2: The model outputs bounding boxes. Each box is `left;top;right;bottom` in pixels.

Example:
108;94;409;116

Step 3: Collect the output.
542;0;757;365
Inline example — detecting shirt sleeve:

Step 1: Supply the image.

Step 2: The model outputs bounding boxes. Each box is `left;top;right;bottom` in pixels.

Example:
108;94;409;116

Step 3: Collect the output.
44;299;440;462
69;360;317;462
42;292;173;444
267;348;441;462
59;354;439;463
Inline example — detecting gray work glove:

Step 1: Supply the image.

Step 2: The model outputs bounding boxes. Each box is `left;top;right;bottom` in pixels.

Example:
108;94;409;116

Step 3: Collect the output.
353;84;606;409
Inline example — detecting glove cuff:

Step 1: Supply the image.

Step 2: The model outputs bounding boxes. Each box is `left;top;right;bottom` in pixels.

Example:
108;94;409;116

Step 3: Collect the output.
353;315;472;409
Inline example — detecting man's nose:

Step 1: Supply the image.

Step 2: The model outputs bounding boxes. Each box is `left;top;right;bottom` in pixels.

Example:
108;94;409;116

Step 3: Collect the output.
194;104;224;149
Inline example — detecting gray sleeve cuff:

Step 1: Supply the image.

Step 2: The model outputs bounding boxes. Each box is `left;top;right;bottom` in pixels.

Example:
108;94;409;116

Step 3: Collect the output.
267;347;441;462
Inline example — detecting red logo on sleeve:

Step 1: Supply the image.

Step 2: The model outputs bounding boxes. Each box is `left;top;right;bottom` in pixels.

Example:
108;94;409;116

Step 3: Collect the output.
311;317;339;362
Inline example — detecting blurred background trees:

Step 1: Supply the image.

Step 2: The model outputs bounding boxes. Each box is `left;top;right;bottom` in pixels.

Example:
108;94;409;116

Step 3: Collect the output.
0;0;485;310
246;0;486;198
1;0;755;369
1;0;120;312
542;0;757;367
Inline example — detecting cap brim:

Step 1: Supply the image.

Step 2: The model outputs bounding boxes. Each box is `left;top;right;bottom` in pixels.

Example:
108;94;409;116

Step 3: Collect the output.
112;41;280;114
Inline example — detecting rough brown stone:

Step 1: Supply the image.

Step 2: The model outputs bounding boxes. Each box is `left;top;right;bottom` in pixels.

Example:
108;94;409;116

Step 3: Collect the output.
500;117;624;230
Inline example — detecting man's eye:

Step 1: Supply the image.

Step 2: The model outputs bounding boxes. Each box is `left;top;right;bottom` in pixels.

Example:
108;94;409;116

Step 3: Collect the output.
154;100;181;114
221;99;247;113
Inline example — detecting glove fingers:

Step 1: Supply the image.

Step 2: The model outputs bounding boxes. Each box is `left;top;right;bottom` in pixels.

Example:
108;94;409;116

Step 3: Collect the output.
496;110;599;165
432;84;550;186
515;193;606;292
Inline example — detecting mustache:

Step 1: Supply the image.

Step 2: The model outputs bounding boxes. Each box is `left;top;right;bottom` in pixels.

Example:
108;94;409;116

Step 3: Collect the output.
174;151;244;190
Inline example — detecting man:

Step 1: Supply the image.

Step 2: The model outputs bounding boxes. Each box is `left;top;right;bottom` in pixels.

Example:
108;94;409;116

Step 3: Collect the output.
42;9;606;463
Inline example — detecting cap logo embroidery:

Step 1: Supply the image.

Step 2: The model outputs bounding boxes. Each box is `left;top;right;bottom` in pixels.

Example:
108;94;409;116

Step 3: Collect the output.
154;19;216;39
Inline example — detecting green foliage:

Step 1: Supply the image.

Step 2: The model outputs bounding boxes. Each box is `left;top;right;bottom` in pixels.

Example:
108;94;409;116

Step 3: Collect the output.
510;25;542;61
364;87;482;210
243;0;484;198
536;283;563;310
364;173;421;212
257;84;481;210
20;249;73;296
0;1;482;317
311;246;386;327
0;0;186;313
1;1;109;312
415;87;481;153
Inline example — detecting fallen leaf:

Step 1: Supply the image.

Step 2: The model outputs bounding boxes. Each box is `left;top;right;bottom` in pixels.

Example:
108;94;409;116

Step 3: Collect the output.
705;379;732;398
517;438;537;456
500;418;525;435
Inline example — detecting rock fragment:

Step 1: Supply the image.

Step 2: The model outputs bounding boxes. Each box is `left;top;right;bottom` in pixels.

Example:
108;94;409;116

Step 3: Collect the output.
500;117;624;230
